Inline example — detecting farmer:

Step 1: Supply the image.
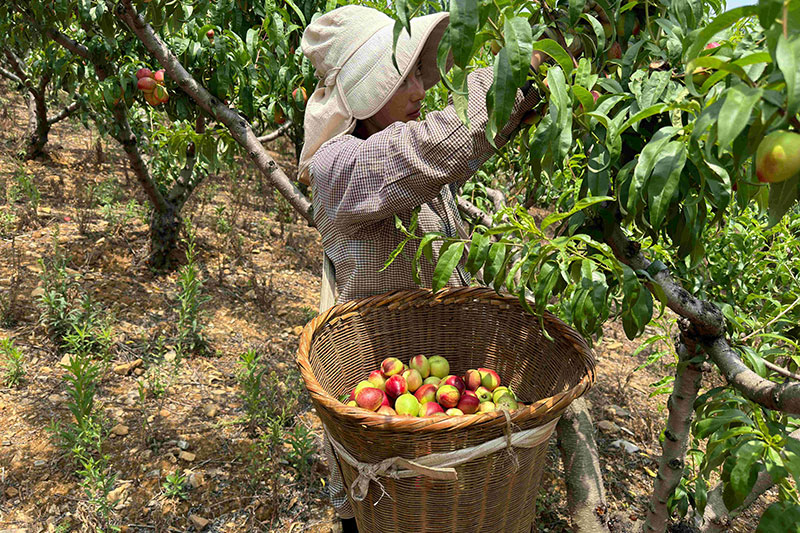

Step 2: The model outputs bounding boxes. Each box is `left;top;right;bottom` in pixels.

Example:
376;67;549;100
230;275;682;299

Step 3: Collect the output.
299;5;545;530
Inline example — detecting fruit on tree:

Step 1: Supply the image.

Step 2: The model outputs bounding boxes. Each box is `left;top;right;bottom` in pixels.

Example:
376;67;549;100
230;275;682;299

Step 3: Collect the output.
414;383;437;404
436;384;461;408
355;387;384;411
381;357;403;377
274;107;286;125
154;69;165;84
385;374;408;399
144;91;162;107
409;354;430;378
395;393;420;416
402;368;423;393
691;67;710;87
608;41;622;60
154;85;169;104
756;130;800;183
490;40;502;55
428;355;450;378
137;77;156;92
136;68;153;80
207;29;215;41
705;41;720;50
292;87;308;104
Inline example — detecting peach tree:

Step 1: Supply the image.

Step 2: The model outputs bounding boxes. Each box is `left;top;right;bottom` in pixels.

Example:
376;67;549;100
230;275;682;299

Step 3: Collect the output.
6;0;799;531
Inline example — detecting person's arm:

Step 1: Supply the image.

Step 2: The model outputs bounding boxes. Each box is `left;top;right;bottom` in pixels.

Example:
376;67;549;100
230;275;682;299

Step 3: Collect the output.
313;67;540;237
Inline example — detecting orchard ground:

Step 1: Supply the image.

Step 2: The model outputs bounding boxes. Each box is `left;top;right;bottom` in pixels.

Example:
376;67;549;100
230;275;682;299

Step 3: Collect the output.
0;85;767;532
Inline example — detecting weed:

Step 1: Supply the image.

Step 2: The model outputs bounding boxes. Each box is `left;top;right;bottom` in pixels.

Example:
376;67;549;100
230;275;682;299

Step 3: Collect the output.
0;210;17;237
299;305;317;323
1;338;25;387
162;471;188;500
237;349;300;432
175;221;209;357
11;166;40;212
286;423;316;479
214;205;231;234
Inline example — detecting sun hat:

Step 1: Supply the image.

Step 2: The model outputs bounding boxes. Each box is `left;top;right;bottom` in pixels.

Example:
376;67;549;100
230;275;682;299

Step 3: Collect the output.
297;5;451;184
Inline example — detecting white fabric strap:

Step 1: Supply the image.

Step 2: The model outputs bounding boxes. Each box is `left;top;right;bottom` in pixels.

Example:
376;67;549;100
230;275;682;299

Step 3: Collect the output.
325;415;560;502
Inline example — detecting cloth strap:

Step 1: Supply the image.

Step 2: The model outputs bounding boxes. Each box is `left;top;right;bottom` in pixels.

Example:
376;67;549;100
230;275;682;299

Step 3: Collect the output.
325;415;560;502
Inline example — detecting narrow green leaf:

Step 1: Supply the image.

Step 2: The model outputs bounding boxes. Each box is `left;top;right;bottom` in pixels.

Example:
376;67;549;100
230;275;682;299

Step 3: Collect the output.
619;103;669;134
488;48;516;144
717;85;763;152
756;502;800;533
767;174;800;227
413;233;440;284
531;39;574;76
541;196;613;230
464;231;490;274
628;127;680;214
547;67;573;160
432;241;465;292
776;34;800;119
729;441;765;509
483;242;507;284
504;16;533;87
648;141;687;229
449;0;478;68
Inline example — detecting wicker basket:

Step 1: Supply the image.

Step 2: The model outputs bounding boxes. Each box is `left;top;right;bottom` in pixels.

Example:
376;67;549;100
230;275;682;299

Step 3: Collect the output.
297;287;595;533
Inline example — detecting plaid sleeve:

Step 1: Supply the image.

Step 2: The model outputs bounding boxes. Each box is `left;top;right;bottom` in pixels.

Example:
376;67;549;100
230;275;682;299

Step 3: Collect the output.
312;67;540;237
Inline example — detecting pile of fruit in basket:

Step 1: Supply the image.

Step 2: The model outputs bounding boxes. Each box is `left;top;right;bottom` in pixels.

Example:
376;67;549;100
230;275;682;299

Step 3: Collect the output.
342;355;524;417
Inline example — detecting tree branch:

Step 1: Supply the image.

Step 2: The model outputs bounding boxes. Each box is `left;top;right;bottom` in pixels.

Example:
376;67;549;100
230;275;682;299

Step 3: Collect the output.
0;64;23;85
705;337;800;414
644;329;706;533
115;0;313;225
257;120;293;143
457;197;493;228
2;48;36;96
47;99;81;125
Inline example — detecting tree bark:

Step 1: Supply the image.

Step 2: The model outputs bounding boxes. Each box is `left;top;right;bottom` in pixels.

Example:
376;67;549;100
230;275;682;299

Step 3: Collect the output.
556;397;611;532
644;331;705;533
3;48;51;159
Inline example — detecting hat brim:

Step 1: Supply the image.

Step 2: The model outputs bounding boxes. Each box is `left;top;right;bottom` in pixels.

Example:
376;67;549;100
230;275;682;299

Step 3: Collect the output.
340;12;451;120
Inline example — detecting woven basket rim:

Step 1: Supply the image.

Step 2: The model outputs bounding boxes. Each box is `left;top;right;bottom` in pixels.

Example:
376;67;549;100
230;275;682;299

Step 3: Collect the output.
296;287;596;433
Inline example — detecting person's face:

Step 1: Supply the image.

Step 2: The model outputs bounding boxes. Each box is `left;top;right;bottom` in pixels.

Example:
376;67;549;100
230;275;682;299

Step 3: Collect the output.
362;63;425;135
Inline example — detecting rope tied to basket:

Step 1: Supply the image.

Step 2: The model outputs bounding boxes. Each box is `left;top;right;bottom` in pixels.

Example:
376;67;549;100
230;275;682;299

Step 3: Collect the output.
325;415;560;503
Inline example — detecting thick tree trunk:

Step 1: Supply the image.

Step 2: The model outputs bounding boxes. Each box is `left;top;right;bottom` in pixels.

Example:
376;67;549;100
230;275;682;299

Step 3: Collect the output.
556;397;612;532
25;88;50;159
644;330;705;533
149;202;180;270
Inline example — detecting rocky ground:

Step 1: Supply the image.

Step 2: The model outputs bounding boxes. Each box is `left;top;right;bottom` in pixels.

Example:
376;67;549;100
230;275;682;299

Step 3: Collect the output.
0;85;764;532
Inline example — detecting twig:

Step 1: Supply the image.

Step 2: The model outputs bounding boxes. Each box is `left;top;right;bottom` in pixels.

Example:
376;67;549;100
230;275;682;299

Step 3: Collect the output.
742;294;800;341
763;359;800;381
257;120;293;143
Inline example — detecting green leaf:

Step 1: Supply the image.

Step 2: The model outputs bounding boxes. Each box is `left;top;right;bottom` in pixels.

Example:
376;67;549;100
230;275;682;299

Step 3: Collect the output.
717;85;763;153
413;234;440;284
581;13;605;54
449;0;478;68
684;5;760;62
648;141;687;229
488;48;516;144
573;85;596;113
776;34;800;119
504;16;533;87
483;242;507;284
547;67;573;160
756;502;800;533
541;196;613;230
619;103;670;134
531;39;574;77
464;231;490;275
628;127;680;214
631;285;653;335
767;174;800;227
728;440;765;509
432;241;465;292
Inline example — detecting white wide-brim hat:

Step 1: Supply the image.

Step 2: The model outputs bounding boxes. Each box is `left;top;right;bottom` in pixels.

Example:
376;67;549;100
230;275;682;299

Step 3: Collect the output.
297;5;451;184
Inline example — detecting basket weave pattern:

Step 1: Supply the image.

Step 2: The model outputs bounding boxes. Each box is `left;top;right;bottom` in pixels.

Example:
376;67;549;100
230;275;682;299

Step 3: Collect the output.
297;288;596;533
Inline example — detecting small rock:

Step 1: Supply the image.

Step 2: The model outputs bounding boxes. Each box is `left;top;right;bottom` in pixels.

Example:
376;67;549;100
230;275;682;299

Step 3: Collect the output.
203;404;218;418
189;514;209;530
604;404;631;419
34;460;47;467
145;469;161;479
111;424;129;437
177;440;189;450
179;451;196;462
47;394;64;404
59;353;74;367
113;358;143;376
597;420;620;434
188;472;205;489
164;350;177;363
30;287;45;299
610;439;640;454
293;326;304;335
107;485;128;504
134;368;144;376
158;408;170;418
5;486;19;498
